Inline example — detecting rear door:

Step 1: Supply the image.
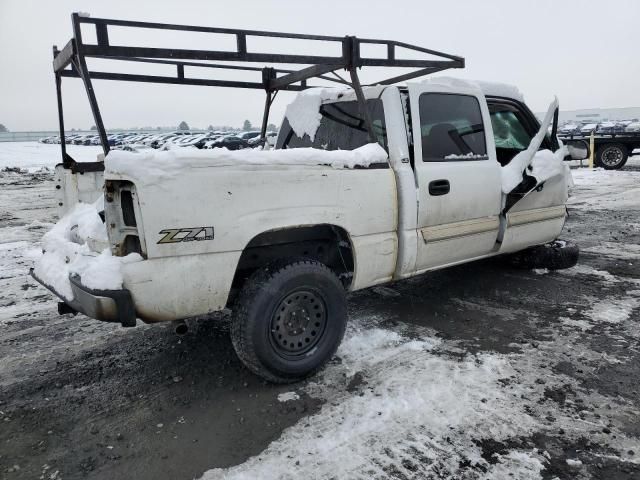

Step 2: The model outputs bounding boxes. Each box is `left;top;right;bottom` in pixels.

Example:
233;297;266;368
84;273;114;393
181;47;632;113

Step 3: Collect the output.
408;82;502;272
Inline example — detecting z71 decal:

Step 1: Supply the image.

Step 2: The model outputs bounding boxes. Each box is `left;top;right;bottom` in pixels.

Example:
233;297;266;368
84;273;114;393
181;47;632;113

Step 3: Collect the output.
157;227;214;244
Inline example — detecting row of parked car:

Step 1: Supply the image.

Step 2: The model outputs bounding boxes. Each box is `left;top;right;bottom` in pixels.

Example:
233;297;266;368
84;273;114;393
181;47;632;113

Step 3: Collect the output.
39;130;278;150
559;120;640;136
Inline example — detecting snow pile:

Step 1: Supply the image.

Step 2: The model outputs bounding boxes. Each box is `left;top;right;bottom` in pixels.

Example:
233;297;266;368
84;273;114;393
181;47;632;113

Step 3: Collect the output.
284;87;351;141
277;392;300;403
483;451;546;479
418;77;525;103
33;199;141;300
106;143;388;185
529;148;572;186
203;326;541;479
501;97;571;193
585;296;640;324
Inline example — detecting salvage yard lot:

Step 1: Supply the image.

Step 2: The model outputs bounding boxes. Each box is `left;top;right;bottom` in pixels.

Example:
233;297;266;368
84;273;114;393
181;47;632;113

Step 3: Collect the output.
1;143;639;479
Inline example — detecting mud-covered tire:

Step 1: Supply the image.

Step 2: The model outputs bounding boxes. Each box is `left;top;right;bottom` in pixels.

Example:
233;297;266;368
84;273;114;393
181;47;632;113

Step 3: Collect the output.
508;240;579;271
230;260;347;383
595;144;628;170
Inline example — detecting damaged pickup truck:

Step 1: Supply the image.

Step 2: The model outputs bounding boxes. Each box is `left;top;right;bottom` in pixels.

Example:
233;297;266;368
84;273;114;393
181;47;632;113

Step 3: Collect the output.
32;14;584;382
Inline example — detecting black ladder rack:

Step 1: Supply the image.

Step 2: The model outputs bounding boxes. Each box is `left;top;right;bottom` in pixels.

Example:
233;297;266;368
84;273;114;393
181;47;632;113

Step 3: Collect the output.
53;13;465;169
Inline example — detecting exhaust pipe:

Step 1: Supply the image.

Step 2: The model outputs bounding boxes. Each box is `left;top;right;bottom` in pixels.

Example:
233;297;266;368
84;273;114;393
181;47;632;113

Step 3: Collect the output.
174;320;188;335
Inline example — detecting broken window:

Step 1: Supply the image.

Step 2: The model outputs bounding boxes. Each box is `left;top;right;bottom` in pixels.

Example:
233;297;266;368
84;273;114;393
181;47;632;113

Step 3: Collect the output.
278;99;387;151
489;103;534;166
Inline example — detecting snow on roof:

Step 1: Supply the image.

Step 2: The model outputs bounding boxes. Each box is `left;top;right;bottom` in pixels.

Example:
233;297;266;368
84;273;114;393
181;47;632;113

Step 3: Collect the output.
474;80;525;103
412;77;525;102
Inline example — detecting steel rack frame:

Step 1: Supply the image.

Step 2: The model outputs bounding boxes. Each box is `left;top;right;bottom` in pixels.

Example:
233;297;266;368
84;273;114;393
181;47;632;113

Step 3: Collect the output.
53;13;464;171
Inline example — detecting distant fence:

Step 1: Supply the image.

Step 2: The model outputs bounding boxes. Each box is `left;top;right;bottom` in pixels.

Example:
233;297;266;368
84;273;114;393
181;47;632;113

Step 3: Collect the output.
0;130;168;142
0;131;61;142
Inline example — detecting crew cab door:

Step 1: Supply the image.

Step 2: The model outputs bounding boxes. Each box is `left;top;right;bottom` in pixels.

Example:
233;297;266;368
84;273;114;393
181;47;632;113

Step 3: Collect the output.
408;82;501;272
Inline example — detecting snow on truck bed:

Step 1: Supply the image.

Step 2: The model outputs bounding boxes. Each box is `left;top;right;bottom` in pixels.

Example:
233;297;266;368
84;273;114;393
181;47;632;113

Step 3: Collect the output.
105;143;388;184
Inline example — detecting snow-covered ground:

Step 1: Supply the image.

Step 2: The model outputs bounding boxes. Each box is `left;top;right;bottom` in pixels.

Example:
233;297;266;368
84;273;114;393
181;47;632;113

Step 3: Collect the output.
1;143;639;479
203;155;640;479
0;141;102;171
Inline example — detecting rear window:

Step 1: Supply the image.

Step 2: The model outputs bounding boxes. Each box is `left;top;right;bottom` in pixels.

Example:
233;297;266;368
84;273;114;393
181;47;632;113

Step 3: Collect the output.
277;99;387;151
419;93;487;161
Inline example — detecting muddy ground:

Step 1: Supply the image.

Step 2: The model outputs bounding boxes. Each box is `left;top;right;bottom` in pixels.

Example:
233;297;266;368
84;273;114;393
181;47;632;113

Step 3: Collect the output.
1;161;639;479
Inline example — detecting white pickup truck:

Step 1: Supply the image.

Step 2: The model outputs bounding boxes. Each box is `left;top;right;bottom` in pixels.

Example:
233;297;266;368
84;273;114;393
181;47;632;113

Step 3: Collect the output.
33;78;580;382
34;17;584;382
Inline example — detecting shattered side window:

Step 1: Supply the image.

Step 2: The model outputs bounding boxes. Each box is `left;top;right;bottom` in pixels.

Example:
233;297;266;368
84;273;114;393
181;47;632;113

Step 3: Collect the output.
488;102;537;166
490;110;532;151
419;93;487;161
277;99;387;151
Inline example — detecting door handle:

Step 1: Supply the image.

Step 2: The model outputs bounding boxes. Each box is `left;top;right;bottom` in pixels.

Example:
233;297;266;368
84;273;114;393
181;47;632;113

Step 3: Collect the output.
429;179;450;196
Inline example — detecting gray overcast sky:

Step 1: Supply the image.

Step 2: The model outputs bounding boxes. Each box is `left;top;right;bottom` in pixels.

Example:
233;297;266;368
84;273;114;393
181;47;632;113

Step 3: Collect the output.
1;0;639;132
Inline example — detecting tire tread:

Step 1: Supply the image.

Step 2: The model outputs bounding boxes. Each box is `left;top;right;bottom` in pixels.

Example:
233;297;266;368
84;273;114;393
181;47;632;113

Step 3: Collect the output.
231;259;346;384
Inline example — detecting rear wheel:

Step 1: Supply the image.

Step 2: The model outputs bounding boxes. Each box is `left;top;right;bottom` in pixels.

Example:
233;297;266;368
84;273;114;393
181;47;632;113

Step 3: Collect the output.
596;144;628;170
231;260;347;383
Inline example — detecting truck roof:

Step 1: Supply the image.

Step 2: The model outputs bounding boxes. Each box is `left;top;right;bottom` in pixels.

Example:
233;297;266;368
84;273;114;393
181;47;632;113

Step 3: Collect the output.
287;78;526;108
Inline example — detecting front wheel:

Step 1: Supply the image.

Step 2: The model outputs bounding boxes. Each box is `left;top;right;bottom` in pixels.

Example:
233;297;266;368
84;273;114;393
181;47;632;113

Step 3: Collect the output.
231;260;347;383
596;144;628;170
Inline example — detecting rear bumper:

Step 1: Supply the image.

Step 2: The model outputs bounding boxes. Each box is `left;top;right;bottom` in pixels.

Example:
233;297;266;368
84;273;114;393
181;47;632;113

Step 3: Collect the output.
30;269;136;327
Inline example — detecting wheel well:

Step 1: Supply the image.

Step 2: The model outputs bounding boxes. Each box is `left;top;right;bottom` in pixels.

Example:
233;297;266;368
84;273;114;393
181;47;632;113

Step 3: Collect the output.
228;225;355;305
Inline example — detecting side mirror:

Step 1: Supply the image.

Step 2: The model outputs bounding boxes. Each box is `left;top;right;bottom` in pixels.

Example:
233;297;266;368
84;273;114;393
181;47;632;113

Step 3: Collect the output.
564;139;589;160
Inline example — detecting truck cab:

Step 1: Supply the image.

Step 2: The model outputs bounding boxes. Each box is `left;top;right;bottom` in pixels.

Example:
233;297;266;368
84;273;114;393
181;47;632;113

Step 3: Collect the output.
277;80;569;277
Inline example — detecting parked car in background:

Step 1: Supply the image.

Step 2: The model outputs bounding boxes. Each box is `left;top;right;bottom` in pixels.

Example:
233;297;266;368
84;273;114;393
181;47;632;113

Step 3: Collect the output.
625;122;640;133
580;123;598;135
247;131;278;146
236;131;261;141
204;135;249;150
36;130;259;151
559;123;580;135
597;122;626;134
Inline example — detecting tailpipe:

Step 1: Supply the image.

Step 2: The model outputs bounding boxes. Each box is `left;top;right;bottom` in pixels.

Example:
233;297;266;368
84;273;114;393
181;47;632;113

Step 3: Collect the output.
174;320;188;335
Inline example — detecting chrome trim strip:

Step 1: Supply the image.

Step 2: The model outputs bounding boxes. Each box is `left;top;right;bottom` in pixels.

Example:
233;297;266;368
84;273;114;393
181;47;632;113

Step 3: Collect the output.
420;216;500;243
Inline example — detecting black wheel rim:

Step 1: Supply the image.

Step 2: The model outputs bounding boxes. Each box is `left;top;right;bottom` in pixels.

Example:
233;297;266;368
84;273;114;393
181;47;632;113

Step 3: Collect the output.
269;289;327;358
601;147;623;166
